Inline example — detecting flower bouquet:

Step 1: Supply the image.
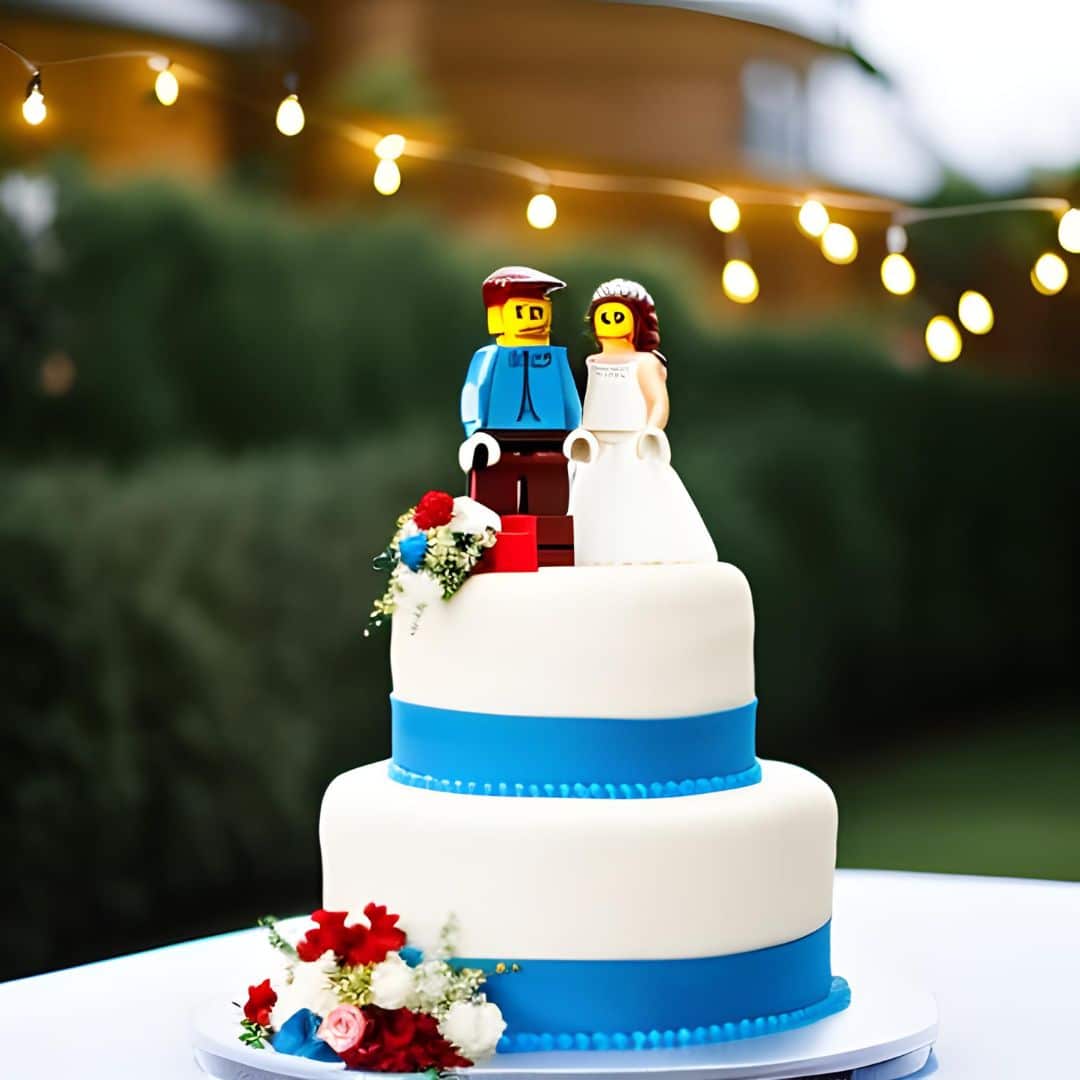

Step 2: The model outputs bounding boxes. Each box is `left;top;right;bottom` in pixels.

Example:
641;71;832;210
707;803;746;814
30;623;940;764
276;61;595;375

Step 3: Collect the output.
238;904;506;1075
370;491;499;635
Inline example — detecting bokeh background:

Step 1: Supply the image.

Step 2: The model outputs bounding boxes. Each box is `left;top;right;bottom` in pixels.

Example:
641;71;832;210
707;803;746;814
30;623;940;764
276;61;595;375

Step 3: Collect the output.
2;0;1079;982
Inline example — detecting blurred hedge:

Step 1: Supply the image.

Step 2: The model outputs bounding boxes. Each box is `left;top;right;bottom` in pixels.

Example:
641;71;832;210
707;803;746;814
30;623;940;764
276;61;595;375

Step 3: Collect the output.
3;371;1079;977
2;174;1080;979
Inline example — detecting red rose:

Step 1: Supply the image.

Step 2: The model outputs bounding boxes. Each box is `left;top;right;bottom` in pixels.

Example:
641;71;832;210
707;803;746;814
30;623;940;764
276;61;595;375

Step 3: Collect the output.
413;490;455;531
295;904;406;967
243;978;277;1028
340;1006;472;1073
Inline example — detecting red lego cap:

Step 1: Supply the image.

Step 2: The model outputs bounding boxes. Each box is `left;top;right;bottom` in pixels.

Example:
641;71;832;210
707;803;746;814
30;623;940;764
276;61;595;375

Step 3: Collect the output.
482;266;566;308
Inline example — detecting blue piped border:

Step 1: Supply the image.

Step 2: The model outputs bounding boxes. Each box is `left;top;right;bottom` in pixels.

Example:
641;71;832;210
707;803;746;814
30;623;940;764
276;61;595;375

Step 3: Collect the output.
387;759;763;799
496;976;851;1054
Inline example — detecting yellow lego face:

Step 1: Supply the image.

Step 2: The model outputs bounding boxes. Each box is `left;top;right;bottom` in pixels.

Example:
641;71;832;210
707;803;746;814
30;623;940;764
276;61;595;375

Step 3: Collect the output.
592;301;635;341
488;296;552;345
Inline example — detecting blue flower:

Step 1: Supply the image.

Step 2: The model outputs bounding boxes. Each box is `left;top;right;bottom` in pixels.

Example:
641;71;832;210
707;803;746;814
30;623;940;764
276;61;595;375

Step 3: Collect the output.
271;1008;340;1063
399;945;423;967
398;532;429;571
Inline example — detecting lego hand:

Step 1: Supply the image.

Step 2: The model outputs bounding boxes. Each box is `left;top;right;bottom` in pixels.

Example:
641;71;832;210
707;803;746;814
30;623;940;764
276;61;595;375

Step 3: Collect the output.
636;426;671;464
563;427;599;465
458;432;501;473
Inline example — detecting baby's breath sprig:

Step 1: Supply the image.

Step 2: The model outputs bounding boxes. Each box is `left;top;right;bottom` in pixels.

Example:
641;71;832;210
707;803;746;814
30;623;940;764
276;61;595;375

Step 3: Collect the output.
257;915;297;960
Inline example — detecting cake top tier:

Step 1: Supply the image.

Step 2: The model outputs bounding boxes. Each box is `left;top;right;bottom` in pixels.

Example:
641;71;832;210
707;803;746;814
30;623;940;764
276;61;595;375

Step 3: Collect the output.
392;562;754;720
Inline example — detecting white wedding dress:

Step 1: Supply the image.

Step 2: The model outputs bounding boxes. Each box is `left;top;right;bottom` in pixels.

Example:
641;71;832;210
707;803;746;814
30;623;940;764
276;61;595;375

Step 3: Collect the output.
568;356;718;566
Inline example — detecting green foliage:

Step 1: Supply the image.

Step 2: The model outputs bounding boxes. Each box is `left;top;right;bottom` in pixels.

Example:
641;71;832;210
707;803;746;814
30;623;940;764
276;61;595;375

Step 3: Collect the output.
259;914;298;959
332;56;442;117
238;1018;270;1048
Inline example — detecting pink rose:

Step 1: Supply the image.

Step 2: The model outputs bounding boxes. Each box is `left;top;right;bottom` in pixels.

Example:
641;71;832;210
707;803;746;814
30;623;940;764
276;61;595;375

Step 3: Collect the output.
317;1004;368;1055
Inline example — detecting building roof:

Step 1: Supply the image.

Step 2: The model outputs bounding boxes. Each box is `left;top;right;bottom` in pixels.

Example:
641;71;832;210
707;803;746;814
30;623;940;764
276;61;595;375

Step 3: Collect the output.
2;0;304;50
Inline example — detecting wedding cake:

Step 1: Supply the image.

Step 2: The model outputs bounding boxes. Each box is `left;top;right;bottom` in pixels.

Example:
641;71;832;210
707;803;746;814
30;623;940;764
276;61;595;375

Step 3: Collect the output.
316;270;849;1056
234;269;848;1071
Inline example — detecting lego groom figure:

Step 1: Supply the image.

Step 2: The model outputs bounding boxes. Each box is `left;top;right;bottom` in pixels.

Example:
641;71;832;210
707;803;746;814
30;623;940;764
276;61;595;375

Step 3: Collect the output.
459;267;581;535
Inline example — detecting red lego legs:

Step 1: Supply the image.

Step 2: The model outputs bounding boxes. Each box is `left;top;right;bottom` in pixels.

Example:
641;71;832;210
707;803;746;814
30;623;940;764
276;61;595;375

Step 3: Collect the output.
468;451;569;517
469;451;574;570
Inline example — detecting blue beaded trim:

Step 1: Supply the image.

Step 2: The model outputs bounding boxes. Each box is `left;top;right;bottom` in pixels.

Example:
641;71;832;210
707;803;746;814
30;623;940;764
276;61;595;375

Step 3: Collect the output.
391;696;759;797
388;759;763;799
496;977;851;1054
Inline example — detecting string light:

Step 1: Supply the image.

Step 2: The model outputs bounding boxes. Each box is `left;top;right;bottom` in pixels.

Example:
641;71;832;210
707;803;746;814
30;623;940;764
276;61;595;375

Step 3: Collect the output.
373;158;401;196
374;133;406;161
154;67;179;107
708;195;740;233
957;291;994;334
1;31;1075;359
880;253;916;295
22;73;45;126
1031;252;1068;295
797;199;829;238
925;315;962;363
821;223;858;265
275;93;304;136
526;192;557;230
722;259;759;304
1057;208;1080;254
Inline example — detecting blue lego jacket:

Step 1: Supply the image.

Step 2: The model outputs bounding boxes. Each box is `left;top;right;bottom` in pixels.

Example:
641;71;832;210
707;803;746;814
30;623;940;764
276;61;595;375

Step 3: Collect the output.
460;344;582;436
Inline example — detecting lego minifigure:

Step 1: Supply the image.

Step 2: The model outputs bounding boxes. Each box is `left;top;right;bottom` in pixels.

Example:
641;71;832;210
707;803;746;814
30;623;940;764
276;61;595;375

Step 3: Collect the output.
563;278;717;566
459;266;581;565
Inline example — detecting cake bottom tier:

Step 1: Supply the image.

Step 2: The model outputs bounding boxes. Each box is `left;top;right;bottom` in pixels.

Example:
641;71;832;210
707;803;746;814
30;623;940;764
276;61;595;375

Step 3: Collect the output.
320;759;844;1050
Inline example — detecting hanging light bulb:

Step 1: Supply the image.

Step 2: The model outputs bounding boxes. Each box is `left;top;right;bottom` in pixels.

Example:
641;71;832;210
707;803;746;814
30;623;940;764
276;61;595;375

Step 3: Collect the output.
526;192;557;230
1031;252;1068;295
925;315;962;363
721;259;759;304
708;195;740;233
22;73;46;126
880;253;916;295
275;93;305;136
154;67;179;107
374;133;406;161
957;291;994;334
797;199;829;238
373;158;401;196
821;223;858;264
1058;208;1080;254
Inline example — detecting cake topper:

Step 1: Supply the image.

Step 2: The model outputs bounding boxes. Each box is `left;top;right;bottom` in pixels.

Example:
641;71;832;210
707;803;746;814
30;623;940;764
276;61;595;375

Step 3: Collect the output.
563;279;717;566
458;266;581;565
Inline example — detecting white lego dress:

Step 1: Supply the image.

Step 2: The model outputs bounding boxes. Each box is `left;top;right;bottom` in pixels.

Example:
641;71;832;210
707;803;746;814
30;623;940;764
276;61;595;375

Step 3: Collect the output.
568;354;718;566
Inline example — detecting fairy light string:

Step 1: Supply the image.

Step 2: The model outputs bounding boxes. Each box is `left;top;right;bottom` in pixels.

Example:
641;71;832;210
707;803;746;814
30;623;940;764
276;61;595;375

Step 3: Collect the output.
2;36;1075;360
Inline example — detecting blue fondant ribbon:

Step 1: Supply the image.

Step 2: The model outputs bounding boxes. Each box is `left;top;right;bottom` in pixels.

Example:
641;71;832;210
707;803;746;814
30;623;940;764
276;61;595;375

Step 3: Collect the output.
456;922;844;1052
390;696;758;796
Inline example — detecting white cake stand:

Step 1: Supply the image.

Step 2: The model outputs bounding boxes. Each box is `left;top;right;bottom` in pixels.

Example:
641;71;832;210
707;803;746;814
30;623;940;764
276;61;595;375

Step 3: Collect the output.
191;969;937;1080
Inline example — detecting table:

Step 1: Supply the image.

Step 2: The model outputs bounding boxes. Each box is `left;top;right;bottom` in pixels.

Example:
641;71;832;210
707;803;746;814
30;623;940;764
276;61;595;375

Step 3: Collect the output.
1;870;1076;1079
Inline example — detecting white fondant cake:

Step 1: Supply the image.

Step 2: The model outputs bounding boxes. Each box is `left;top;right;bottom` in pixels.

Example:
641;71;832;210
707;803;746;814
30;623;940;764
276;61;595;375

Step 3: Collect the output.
321;560;847;1051
391;563;755;718
321;758;836;960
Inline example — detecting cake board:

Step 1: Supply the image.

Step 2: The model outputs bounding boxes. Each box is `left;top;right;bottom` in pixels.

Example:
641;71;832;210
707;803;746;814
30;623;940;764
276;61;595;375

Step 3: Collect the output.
191;969;937;1080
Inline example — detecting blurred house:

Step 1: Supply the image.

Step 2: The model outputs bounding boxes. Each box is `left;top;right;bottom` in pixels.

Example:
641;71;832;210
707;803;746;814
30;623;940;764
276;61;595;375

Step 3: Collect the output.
0;1;1074;374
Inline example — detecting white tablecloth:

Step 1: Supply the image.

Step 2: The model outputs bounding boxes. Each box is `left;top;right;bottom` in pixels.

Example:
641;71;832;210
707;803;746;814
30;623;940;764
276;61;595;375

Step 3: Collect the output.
1;870;1077;1079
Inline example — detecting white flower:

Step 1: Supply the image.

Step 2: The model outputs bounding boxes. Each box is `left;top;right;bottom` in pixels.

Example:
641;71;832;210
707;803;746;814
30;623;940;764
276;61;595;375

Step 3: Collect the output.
439;1000;506;1062
449;496;500;536
369;952;416;1010
413;960;451;1006
392;564;443;606
270;950;340;1029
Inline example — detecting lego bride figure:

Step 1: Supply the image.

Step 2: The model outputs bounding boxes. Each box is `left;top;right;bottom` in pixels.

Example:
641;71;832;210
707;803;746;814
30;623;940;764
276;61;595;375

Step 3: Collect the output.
563;279;717;566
